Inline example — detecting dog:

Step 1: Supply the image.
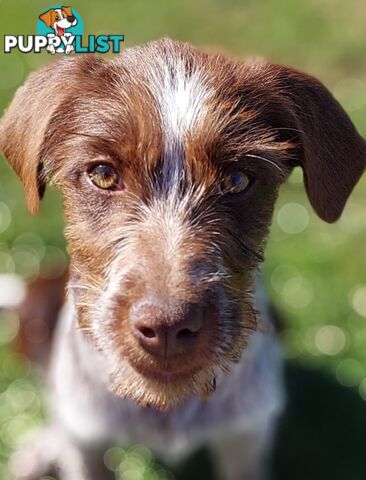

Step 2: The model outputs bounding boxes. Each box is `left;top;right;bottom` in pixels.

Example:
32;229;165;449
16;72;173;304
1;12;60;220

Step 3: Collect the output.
39;6;78;36
1;39;365;480
39;6;78;55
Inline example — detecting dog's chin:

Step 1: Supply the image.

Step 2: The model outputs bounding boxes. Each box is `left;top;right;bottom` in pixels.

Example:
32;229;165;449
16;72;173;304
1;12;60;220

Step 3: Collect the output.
108;360;217;411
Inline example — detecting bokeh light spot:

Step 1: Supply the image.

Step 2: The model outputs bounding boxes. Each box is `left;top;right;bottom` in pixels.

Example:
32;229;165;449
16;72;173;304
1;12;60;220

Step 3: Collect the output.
359;378;366;401
13;234;46;260
0;310;20;346
314;325;347;356
277;203;309;234
104;446;126;471
351;286;366;317
12;250;40;281
281;275;313;309
270;264;300;294
0;250;15;274
336;358;365;388
0;202;12;234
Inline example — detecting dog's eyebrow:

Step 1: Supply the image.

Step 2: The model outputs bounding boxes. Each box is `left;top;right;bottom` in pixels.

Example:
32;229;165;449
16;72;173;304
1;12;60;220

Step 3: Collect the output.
244;153;284;173
60;129;119;144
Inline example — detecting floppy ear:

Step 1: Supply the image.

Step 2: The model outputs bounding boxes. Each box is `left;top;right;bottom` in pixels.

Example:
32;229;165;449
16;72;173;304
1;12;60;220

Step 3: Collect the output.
0;56;102;214
39;10;55;28
62;6;73;17
266;64;366;222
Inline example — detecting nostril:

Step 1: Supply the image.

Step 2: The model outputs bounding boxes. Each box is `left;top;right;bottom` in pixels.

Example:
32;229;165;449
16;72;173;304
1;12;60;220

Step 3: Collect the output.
176;328;198;341
131;300;204;356
138;326;156;339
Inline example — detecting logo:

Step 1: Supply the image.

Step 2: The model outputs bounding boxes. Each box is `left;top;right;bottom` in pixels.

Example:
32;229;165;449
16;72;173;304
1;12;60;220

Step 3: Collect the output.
37;5;84;54
3;5;124;55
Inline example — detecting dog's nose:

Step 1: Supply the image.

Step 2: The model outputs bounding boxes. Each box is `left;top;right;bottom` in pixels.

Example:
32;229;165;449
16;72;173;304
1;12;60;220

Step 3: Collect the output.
131;301;203;358
67;15;76;22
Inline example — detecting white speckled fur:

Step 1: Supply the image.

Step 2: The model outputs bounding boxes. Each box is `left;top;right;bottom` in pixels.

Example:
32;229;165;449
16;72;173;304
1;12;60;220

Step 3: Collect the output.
49;280;284;467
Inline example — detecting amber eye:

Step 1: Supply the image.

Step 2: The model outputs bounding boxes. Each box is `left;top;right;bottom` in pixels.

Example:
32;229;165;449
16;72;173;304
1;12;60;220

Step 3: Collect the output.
88;165;122;191
220;171;251;195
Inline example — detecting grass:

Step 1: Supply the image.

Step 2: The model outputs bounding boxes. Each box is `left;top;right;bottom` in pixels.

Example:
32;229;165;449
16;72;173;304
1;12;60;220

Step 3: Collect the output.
0;0;366;478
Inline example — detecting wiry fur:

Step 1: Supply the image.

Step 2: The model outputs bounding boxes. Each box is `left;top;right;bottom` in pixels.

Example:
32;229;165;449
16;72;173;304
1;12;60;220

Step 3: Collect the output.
1;38;365;479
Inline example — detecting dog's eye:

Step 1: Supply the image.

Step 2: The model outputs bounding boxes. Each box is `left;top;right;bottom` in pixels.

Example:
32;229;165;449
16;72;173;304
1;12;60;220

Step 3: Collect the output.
55;14;60;20
220;172;251;195
88;165;122;191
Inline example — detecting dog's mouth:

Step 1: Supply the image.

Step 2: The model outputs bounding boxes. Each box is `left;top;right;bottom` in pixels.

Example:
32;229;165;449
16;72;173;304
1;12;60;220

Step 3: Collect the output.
105;311;253;410
133;362;199;383
109;357;216;411
90;285;256;410
56;26;65;36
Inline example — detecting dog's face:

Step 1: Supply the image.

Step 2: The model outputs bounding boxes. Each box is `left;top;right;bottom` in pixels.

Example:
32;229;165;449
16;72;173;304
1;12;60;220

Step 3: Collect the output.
39;7;77;35
1;40;365;410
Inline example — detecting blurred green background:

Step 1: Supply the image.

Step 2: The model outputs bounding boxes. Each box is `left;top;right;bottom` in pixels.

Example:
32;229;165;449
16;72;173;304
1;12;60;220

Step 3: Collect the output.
0;0;366;478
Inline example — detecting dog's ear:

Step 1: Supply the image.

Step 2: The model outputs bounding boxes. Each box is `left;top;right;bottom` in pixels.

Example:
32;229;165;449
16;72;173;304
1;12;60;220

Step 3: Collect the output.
62;6;73;17
39;9;56;28
265;64;366;222
0;56;104;214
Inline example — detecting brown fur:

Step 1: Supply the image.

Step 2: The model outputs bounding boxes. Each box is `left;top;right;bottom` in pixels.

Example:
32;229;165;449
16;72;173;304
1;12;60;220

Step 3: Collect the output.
39;6;74;28
1;39;365;412
15;273;68;367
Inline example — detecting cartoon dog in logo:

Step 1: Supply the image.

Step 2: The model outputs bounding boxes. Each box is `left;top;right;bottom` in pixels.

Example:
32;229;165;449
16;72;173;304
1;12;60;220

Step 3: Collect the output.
39;6;78;54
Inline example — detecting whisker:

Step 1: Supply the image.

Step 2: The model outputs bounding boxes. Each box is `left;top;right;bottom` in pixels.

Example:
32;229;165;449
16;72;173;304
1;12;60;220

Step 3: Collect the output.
70;265;103;285
275;126;303;133
245;153;284;173
68;283;105;295
72;265;82;275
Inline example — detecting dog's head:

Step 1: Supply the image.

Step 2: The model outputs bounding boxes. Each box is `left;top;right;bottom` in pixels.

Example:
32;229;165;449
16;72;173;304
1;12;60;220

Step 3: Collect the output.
39;6;77;35
1;39;365;410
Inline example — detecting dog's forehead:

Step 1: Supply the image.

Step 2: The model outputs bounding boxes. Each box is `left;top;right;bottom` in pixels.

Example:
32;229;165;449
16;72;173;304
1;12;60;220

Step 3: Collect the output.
134;45;218;181
104;42;257;168
119;41;229;139
58;41;290;191
144;57;213;148
108;41;285;157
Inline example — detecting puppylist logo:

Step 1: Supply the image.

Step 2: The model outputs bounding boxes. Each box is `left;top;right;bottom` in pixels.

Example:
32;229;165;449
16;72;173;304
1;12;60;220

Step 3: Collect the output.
4;5;124;54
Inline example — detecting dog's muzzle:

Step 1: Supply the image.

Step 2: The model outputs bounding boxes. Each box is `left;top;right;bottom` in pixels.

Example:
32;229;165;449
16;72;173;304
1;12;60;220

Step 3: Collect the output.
130;300;204;358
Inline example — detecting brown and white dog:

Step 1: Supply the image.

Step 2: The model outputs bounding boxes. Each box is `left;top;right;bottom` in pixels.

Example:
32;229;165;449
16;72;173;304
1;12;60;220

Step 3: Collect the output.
39;6;78;37
1;39;365;480
39;6;78;55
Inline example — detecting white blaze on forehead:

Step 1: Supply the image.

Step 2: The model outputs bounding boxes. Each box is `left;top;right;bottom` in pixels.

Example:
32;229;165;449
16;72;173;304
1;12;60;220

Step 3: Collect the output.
149;59;214;149
144;57;214;189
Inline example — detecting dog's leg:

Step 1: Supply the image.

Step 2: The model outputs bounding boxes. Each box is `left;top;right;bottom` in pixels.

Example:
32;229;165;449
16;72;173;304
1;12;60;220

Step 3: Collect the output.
8;425;114;480
209;428;273;480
